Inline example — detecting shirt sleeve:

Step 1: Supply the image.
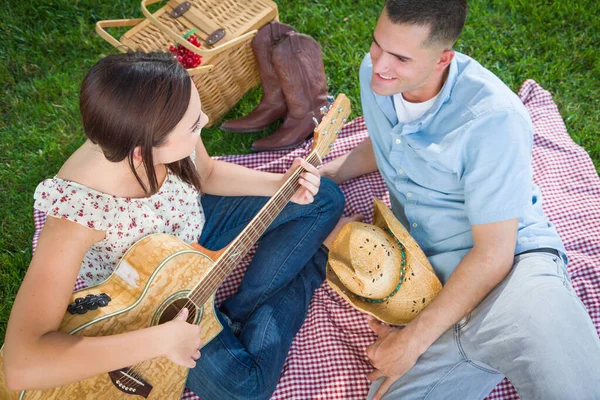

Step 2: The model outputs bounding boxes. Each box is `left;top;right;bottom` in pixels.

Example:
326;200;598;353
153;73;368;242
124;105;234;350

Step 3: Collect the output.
33;179;111;231
460;108;533;225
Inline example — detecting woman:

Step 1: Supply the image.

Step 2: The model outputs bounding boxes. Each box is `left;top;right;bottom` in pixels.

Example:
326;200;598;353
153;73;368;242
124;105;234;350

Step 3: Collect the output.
3;52;345;399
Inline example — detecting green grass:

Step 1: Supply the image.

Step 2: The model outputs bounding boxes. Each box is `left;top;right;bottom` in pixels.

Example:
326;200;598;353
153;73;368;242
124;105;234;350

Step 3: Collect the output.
1;0;599;341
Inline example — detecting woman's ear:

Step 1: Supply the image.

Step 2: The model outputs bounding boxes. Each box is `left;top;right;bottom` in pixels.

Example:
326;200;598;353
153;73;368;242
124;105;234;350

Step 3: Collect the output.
132;146;143;163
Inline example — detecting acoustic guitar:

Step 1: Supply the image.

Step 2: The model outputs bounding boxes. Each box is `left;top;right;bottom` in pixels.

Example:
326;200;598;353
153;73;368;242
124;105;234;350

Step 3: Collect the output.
0;94;350;399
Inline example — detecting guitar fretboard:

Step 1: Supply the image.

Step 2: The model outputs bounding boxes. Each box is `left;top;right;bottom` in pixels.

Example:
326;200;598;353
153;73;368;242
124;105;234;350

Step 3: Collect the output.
186;93;350;307
188;152;322;305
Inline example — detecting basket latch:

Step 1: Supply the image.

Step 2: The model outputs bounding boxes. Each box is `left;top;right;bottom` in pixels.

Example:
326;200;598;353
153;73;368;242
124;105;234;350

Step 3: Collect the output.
206;28;226;45
170;1;191;18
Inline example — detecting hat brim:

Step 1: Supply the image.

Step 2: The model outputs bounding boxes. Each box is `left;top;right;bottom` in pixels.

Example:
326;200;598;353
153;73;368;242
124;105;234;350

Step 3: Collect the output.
326;198;442;325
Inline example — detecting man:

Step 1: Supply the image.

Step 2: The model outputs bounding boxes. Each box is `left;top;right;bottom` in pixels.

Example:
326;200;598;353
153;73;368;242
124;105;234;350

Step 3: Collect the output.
320;1;600;399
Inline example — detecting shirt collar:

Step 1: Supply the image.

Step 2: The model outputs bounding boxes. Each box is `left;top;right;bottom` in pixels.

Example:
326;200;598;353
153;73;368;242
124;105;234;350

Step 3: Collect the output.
373;54;459;132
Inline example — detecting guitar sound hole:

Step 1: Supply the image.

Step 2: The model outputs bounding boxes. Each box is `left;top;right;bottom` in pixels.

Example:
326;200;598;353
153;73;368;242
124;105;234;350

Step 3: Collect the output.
157;298;201;325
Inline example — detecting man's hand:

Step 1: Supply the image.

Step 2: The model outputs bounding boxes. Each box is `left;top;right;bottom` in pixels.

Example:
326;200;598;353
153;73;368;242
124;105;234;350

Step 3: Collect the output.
365;316;425;400
364;218;519;400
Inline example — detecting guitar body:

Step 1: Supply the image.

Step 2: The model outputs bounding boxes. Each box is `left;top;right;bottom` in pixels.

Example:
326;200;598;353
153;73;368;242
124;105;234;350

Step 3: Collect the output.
0;234;223;399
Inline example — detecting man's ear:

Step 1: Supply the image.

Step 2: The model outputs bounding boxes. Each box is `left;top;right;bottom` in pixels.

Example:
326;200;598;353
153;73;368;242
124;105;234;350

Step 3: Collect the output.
436;49;455;71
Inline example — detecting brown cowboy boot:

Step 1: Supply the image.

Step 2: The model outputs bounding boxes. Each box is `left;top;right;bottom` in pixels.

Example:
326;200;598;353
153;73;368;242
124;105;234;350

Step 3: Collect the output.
251;33;329;152
220;21;297;133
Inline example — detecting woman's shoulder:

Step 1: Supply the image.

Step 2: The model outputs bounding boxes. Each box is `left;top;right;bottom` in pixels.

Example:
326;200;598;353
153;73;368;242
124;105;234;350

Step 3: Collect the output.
54;141;119;194
33;176;117;231
33;144;126;230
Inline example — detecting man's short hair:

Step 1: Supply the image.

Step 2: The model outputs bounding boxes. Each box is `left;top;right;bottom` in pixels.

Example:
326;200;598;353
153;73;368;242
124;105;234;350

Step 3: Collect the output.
385;0;468;48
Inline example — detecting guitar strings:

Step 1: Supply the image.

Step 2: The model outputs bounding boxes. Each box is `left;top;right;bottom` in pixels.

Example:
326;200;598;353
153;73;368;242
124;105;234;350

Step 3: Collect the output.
118;151;320;387
173;105;344;322
119;118;342;387
120;158;314;386
119;111;344;386
174;141;327;318
185;148;326;306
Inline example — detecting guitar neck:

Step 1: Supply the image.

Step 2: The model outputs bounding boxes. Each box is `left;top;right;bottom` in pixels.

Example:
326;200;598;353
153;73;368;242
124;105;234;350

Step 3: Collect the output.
219;151;322;268
189;151;322;305
187;94;350;306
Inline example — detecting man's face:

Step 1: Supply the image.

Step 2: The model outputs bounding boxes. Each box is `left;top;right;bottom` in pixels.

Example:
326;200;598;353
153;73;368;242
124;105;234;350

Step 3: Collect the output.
369;11;445;97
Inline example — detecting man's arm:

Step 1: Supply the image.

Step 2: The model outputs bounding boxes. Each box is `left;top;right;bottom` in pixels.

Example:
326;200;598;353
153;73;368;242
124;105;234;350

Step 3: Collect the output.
409;218;518;347
366;217;519;400
319;137;379;184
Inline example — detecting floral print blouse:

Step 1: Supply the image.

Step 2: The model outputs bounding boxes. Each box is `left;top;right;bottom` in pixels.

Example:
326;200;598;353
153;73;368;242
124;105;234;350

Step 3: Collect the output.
33;170;204;287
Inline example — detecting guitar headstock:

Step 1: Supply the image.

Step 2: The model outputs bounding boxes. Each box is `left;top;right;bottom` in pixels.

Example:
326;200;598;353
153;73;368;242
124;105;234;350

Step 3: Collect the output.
311;94;351;161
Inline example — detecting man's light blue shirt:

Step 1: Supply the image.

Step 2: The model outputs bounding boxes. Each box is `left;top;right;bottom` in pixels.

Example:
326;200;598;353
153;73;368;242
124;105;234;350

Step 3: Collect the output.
360;52;566;283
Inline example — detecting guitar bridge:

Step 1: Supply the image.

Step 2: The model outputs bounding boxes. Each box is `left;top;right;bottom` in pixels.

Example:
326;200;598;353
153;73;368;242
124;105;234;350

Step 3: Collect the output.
108;368;153;397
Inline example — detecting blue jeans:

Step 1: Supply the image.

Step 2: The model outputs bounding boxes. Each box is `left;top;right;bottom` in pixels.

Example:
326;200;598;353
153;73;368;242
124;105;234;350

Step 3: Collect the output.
186;178;344;400
367;252;600;400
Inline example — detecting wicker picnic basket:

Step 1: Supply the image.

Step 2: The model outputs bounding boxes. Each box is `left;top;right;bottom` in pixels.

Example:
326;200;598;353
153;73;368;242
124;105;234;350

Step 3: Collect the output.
96;0;279;126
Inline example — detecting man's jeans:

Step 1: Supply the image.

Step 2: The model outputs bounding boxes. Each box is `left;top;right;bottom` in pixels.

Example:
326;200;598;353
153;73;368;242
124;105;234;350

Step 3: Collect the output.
186;178;345;400
368;252;600;400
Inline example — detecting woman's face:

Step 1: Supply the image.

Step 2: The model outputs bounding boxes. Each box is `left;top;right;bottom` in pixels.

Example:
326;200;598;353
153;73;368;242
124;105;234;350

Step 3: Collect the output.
153;83;208;165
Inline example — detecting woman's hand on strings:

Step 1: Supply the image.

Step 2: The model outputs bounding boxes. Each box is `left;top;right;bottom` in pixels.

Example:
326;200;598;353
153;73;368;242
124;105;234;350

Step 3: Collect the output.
283;158;321;205
164;308;203;368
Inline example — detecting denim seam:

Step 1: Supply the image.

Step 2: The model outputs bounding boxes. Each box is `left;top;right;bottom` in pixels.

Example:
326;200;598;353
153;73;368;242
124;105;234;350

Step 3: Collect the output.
455;323;500;375
422;359;470;400
558;260;590;313
241;203;322;325
193;336;262;399
254;271;300;367
217;331;255;370
464;360;500;375
457;312;472;330
454;323;468;361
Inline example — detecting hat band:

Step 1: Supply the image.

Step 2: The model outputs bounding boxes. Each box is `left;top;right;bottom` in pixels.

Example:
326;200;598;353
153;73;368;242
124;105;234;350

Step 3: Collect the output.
353;228;407;304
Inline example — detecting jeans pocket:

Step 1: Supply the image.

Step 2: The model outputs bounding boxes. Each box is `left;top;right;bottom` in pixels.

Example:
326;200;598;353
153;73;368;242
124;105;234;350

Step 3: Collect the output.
556;257;575;292
557;259;590;313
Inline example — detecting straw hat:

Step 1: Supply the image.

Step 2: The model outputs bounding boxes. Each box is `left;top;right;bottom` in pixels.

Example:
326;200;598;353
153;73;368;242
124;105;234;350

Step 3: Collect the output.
326;198;442;325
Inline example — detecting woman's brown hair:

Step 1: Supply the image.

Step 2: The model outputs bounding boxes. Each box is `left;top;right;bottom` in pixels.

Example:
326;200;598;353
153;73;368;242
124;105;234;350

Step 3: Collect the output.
79;52;201;195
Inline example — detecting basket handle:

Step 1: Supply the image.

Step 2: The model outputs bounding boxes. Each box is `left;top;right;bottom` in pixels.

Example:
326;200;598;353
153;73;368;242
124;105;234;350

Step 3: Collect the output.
140;0;257;59
187;64;214;76
96;17;216;74
96;19;146;51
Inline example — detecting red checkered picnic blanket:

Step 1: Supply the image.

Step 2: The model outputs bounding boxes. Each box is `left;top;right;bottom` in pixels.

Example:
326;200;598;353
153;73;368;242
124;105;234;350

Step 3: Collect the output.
32;80;600;399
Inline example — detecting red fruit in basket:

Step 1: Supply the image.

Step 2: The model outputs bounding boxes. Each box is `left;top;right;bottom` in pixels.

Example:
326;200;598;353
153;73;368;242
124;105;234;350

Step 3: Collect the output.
187;35;201;48
171;32;203;69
